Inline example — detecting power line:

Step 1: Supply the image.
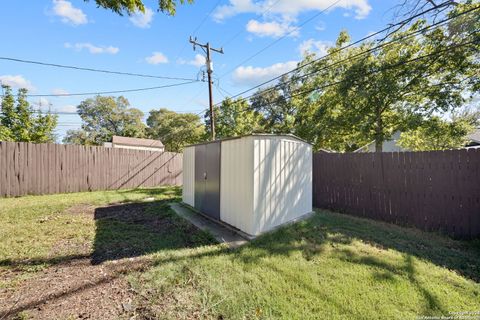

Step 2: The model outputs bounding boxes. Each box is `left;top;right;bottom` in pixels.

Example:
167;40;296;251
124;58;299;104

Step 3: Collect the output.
172;0;223;64
189;37;224;140
26;80;198;97
237;37;479;113
219;0;456;82
33;108;206;116
0;57;200;82
219;0;342;79
191;0;223;36
193;32;478;119
219;0;284;48
225;5;480;101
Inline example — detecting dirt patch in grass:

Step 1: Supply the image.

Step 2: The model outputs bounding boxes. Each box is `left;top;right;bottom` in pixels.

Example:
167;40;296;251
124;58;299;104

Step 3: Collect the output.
66;203;97;216
0;256;155;320
0;195;215;320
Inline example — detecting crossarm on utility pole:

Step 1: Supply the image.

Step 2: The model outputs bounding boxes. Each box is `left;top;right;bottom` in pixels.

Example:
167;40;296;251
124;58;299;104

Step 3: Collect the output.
189;36;224;141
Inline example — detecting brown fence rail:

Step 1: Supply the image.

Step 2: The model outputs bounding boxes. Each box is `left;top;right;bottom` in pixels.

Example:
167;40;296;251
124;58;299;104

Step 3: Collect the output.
0;142;182;197
313;149;480;239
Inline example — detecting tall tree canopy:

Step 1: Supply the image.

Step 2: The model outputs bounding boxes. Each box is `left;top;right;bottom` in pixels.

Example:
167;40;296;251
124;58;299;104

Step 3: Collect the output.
147;108;204;152
88;0;193;15
250;75;298;134
398;116;474;151
0;85;57;143
205;97;263;138
282;2;479;152
63;96;145;145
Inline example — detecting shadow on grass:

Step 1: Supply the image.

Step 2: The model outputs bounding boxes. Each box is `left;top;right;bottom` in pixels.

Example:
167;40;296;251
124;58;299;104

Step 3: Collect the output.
0;189;216;319
142;208;479;283
2;197;478;319
91;199;215;264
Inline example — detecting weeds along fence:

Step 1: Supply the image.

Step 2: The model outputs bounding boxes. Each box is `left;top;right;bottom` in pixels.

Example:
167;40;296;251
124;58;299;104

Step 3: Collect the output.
313;149;480;239
0;141;182;197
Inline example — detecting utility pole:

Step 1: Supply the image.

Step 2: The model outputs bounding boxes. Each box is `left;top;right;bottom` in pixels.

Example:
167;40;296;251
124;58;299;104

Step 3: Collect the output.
189;36;224;140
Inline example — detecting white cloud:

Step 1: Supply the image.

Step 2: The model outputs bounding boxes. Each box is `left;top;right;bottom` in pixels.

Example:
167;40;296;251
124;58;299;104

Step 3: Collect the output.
246;19;298;38
178;54;206;67
232;61;298;86
214;0;371;21
0;75;35;91
52;88;69;95
52;0;88;25
145;52;169;64
64;42;119;54
298;39;332;57
129;7;154;28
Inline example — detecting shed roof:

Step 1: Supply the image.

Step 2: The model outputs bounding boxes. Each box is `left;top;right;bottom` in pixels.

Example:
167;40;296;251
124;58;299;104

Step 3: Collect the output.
185;133;312;148
112;136;164;148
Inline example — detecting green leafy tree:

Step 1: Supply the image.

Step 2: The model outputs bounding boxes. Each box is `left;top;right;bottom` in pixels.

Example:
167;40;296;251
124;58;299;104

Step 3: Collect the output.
250;75;298;134
88;0;193;15
204;97;263;138
398;116;473;151
291;2;479;151
0;85;57;143
146;108;204;152
63;96;145;145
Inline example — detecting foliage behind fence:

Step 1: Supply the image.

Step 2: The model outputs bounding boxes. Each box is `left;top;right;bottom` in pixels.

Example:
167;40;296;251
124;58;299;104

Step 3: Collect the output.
0;142;182;197
313;149;480;239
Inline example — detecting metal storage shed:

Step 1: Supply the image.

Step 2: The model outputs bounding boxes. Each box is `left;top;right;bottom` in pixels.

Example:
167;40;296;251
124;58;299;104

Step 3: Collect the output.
182;134;312;236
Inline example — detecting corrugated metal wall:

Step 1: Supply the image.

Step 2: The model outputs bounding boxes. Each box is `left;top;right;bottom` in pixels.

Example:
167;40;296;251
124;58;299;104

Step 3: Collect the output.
252;137;312;235
220;136;254;234
182;146;195;207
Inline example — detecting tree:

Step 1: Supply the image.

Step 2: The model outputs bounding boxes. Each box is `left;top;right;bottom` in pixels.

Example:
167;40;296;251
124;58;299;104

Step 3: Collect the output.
204;97;263;138
250;75;298;134
146;108;204;152
63;96;145;145
398;116;473;151
0;85;57;143
87;0;193;16
290;2;479;152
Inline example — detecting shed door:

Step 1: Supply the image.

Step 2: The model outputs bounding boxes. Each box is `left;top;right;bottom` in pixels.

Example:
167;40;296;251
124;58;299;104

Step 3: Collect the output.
203;142;221;220
194;145;206;212
194;142;221;220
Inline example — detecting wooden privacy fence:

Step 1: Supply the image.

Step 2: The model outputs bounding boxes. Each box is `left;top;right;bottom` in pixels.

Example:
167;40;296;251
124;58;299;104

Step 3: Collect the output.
313;149;480;239
0;141;182;197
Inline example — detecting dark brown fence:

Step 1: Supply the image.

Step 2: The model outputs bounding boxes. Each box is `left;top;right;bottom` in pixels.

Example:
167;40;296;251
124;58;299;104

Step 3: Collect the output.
0;142;182;197
313;149;480;239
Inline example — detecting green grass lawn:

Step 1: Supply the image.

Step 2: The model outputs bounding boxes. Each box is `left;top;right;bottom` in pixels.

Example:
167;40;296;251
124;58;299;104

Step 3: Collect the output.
1;187;479;319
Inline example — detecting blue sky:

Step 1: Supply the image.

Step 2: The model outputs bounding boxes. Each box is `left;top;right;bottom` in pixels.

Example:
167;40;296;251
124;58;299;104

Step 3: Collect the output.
0;0;398;141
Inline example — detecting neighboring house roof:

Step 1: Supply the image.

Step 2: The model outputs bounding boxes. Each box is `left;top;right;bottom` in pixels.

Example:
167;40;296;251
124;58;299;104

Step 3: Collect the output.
353;131;407;153
467;128;480;144
112;136;164;148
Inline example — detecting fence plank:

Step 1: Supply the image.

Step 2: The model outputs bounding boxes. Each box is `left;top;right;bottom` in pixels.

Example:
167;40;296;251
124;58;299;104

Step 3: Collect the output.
0;142;182;197
313;150;480;239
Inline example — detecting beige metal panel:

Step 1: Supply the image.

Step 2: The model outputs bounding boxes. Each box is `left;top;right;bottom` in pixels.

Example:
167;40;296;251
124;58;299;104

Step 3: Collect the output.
220;136;254;234
252;136;312;235
182;146;195;207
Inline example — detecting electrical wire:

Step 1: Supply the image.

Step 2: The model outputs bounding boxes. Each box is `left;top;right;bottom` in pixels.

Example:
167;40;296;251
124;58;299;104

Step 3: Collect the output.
219;0;342;79
219;0;284;48
0;57;200;81
237;37;479;113
193;32;478;118
26;80;198;97
172;0;223;63
219;0;457;83
225;5;480;101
